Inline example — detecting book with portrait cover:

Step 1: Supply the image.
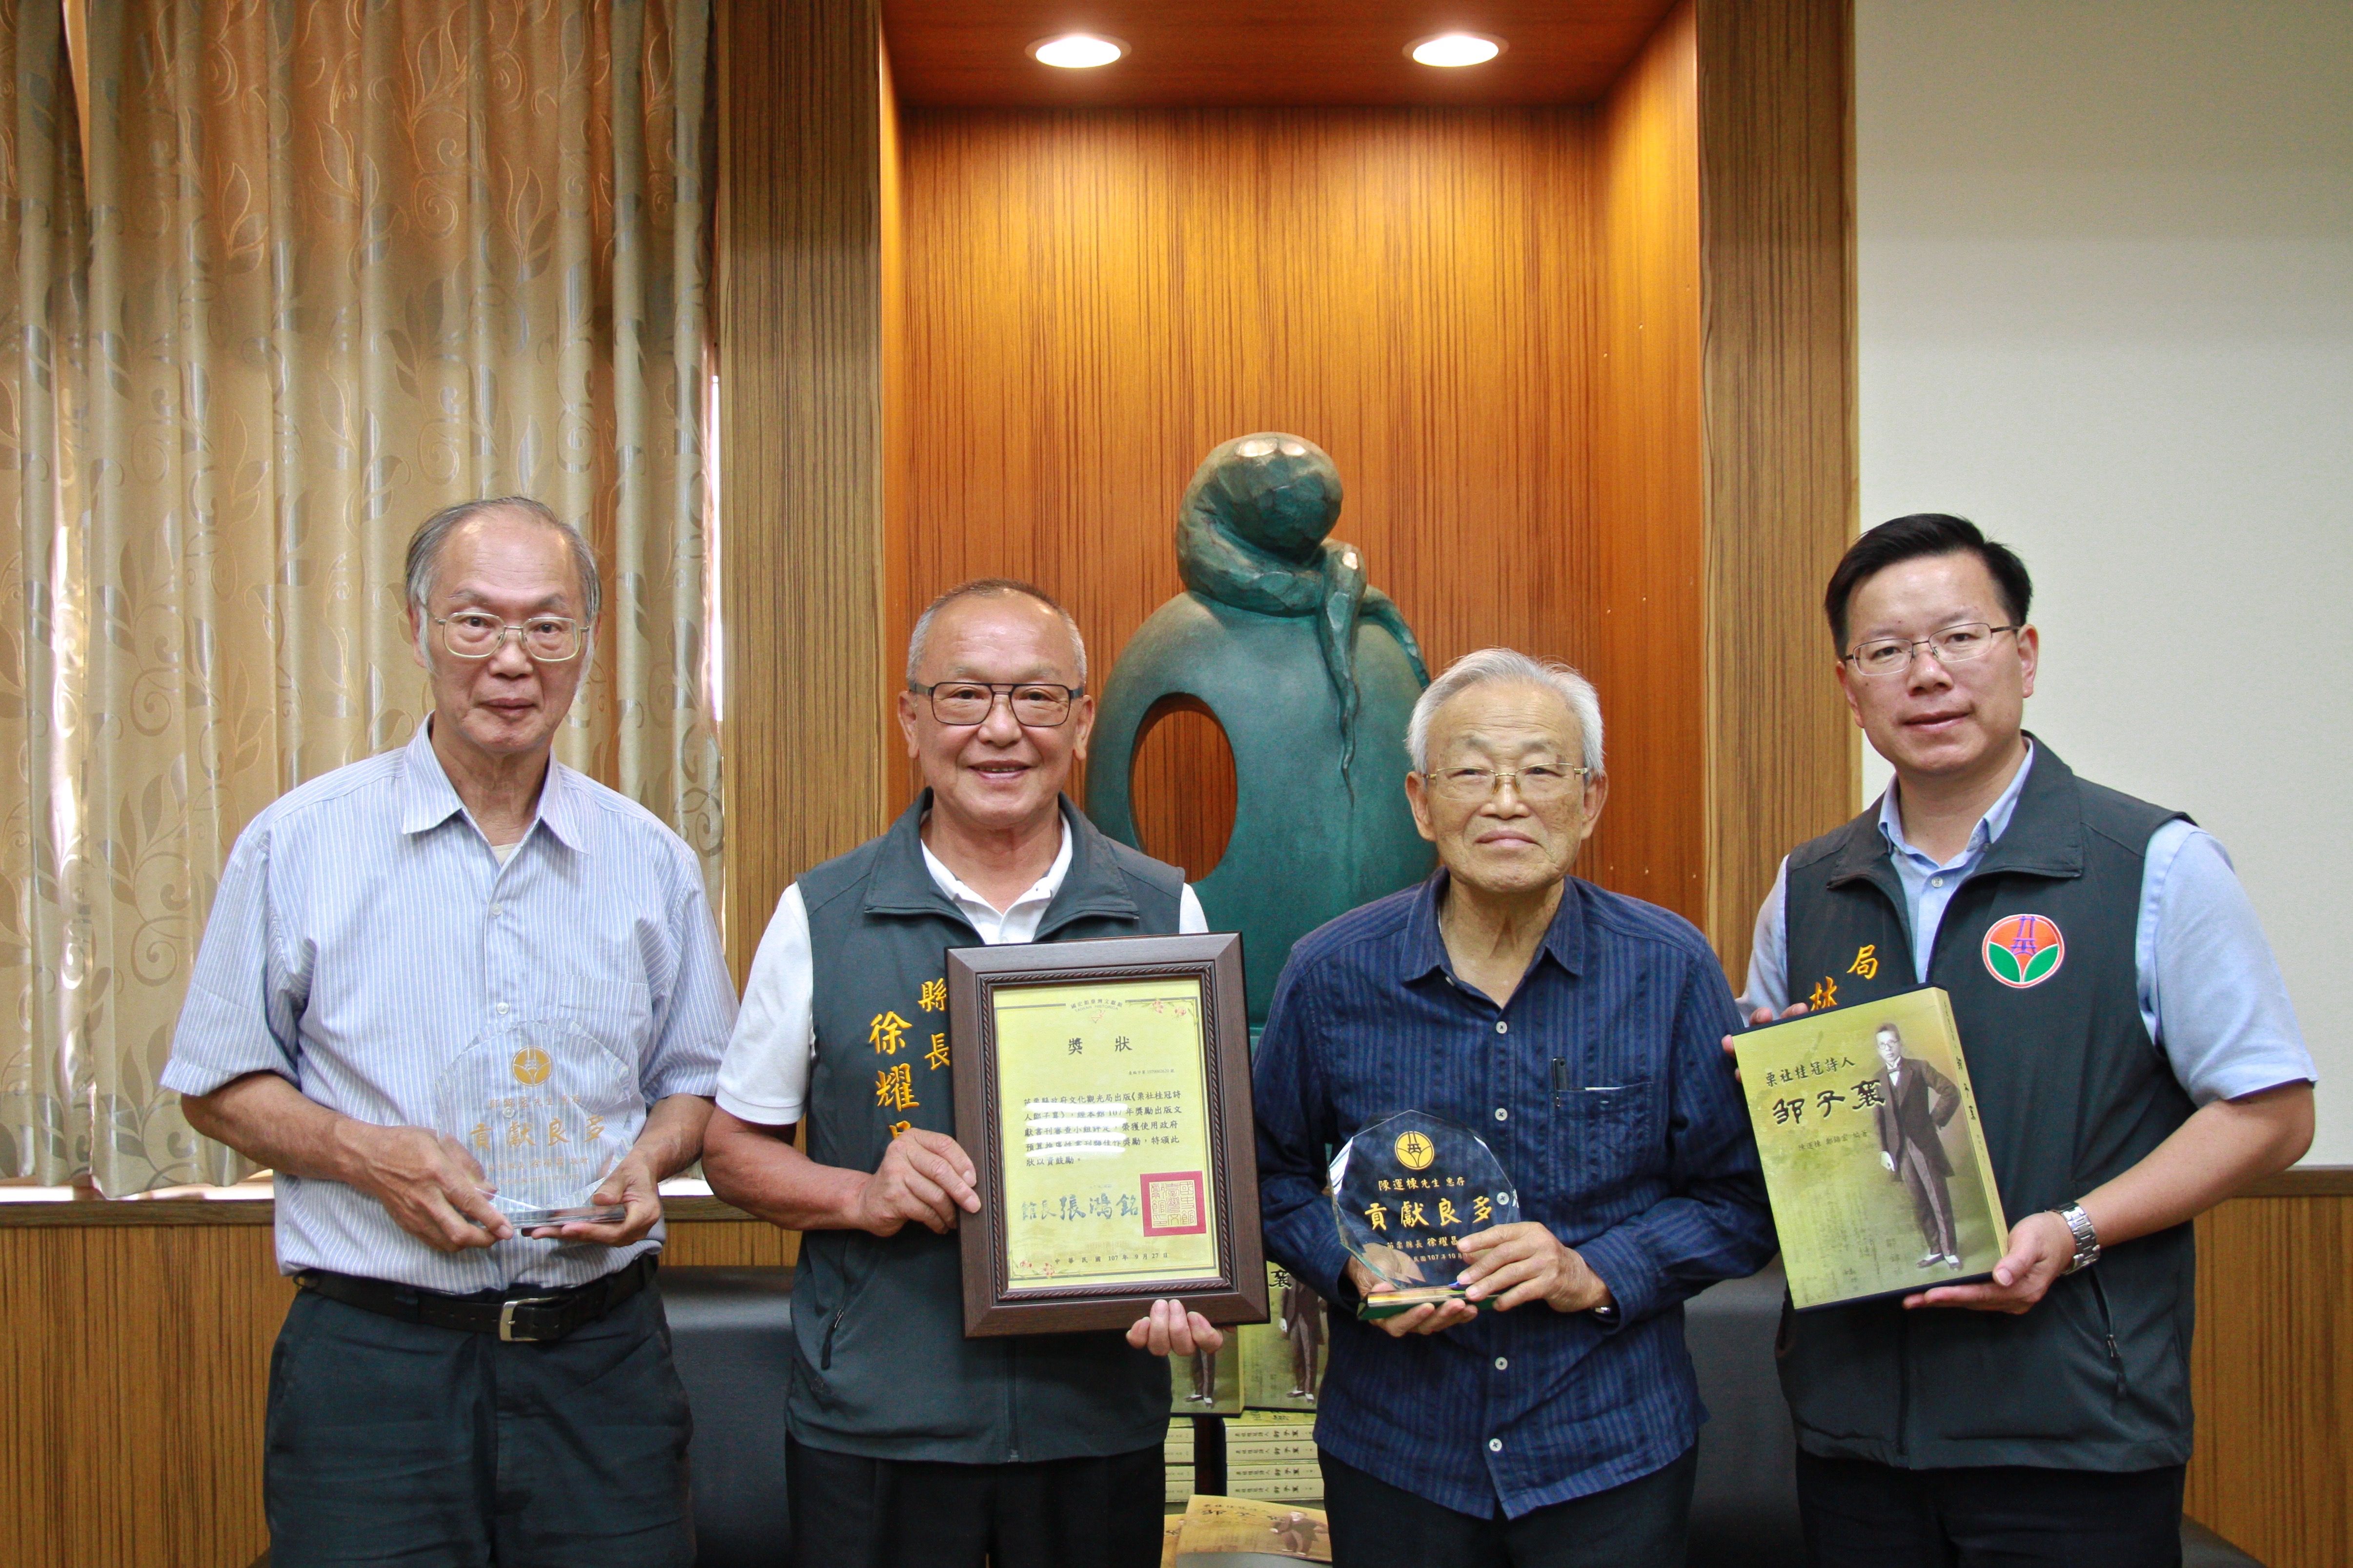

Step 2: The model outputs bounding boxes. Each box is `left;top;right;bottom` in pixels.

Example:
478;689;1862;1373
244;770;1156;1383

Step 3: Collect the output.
1238;1262;1327;1410
1733;986;2010;1310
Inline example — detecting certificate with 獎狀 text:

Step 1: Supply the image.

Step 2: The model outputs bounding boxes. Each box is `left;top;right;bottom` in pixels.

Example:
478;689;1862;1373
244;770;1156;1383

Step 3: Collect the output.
994;976;1221;1290
949;932;1266;1336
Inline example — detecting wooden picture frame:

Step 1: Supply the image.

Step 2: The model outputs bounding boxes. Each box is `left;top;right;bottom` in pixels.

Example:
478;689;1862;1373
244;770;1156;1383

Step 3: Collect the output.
948;932;1267;1337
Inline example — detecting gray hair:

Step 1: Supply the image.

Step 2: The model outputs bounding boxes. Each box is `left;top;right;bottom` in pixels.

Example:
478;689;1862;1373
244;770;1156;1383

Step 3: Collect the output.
405;497;603;625
905;578;1088;686
1406;648;1605;774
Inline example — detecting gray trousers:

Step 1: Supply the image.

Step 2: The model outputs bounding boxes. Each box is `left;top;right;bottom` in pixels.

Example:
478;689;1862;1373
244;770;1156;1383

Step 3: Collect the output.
264;1276;694;1567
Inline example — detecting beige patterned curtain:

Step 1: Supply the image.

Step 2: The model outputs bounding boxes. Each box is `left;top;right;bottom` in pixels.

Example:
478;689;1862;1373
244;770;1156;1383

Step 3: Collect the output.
0;0;719;1194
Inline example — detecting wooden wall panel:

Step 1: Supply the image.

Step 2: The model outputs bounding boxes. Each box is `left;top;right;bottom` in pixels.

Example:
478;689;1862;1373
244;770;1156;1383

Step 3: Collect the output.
892;106;1626;870
1588;2;1707;923
717;0;893;978
1694;0;1858;975
2187;1193;2353;1568
1128;697;1238;882
0;1213;789;1568
0;1224;288;1568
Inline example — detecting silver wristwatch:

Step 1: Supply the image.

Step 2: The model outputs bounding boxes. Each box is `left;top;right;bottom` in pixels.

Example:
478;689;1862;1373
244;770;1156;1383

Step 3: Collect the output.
2055;1203;2101;1274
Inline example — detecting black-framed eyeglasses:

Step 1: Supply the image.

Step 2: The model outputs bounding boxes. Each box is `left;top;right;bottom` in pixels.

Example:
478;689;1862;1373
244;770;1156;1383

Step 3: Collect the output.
909;681;1085;728
1843;622;2020;679
433;612;587;662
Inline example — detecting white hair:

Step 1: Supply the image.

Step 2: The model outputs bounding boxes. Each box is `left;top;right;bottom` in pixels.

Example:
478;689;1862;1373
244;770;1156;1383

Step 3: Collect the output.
905;579;1088;686
1406;649;1604;774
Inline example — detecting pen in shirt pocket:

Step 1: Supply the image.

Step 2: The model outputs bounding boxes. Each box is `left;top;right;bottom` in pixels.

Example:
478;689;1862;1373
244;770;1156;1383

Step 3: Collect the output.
1552;1059;1631;1101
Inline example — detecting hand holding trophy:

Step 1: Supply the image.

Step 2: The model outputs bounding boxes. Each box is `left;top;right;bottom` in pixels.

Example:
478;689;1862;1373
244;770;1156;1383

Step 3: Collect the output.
434;1019;638;1235
1329;1110;1521;1323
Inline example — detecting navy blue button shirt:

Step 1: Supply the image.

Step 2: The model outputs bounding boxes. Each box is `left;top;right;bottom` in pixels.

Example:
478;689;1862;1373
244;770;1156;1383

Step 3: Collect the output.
1253;873;1776;1519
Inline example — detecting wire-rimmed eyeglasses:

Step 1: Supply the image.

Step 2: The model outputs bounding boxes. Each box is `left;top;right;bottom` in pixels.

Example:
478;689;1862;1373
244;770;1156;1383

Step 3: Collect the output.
1421;763;1592;804
433;612;586;662
1843;622;2019;679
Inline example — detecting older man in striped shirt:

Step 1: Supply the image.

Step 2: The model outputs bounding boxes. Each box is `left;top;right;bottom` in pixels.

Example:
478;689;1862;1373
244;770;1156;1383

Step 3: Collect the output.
1253;649;1775;1568
164;498;734;1568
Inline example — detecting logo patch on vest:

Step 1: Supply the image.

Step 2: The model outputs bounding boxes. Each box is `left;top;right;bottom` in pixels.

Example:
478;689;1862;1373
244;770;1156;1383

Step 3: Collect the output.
1983;914;2065;988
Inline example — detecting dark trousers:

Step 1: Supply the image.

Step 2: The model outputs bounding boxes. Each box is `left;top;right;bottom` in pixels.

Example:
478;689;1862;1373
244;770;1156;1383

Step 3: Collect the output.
1797;1450;2187;1568
1319;1445;1698;1568
264;1279;694;1567
1899;1143;1960;1259
786;1437;1165;1568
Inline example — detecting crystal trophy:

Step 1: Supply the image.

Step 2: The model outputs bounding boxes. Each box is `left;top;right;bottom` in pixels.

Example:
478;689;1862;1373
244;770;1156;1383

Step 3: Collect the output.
434;1020;638;1231
1329;1110;1521;1320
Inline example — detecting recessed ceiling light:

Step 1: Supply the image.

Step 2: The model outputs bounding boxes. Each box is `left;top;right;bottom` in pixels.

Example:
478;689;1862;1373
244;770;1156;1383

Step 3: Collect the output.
1028;33;1126;69
1408;32;1505;68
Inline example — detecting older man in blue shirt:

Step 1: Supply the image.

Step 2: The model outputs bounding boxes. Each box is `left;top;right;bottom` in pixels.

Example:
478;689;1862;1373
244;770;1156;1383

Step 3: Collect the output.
164;497;735;1568
1254;648;1775;1568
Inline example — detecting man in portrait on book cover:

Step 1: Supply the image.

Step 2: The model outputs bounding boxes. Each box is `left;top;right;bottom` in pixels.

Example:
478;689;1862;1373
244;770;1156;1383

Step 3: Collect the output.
1279;1267;1326;1400
1868;1022;1963;1270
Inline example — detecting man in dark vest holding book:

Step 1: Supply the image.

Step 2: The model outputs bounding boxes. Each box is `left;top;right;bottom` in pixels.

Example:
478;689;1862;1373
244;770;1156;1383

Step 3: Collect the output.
702;580;1221;1568
1739;514;2314;1566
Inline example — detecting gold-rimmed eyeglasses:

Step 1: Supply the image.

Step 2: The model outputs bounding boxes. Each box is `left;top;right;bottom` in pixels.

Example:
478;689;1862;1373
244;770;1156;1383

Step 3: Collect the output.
1422;762;1592;804
1843;622;2019;679
433;612;587;662
909;681;1085;728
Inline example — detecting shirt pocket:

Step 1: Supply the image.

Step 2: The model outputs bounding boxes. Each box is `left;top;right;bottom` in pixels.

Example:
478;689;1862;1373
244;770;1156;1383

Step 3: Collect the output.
564;979;655;1060
1579;1078;1658;1187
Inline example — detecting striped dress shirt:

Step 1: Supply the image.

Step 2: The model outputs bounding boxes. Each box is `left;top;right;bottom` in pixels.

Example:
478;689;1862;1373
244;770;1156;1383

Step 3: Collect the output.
1253;872;1776;1519
163;723;734;1293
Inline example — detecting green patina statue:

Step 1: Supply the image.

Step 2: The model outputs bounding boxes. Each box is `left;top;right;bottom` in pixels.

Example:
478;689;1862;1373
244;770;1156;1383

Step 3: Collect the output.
1088;434;1435;1027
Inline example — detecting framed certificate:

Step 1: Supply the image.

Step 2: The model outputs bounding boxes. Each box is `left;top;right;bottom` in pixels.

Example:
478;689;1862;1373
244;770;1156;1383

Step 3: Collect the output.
948;931;1267;1337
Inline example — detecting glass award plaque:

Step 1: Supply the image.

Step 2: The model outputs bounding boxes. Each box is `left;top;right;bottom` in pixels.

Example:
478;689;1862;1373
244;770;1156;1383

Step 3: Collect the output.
434;1020;637;1230
1329;1110;1521;1320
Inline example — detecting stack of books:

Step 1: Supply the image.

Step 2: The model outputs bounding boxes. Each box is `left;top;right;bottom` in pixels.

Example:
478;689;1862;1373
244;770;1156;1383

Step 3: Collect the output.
1224;1411;1320;1505
1163;1418;1196;1510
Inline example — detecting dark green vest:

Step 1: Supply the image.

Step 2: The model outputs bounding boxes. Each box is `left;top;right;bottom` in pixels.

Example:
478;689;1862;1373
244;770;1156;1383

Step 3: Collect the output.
785;793;1187;1464
1779;743;2197;1470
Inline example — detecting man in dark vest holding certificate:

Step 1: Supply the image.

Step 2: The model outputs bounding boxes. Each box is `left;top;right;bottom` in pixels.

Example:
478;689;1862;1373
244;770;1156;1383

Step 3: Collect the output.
703;580;1221;1568
1740;514;2315;1566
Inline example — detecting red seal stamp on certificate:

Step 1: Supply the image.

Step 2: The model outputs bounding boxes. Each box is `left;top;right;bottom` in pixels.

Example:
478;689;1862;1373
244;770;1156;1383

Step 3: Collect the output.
1983;913;2065;989
1140;1171;1208;1236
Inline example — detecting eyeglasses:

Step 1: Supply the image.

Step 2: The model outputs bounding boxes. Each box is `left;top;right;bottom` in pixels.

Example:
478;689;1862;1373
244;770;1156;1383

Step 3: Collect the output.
909;681;1085;728
1843;622;2020;679
1422;763;1592;805
433;612;586;662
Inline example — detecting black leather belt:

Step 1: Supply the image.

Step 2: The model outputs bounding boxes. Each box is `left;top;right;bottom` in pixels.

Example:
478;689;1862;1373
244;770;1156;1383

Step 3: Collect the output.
295;1253;655;1343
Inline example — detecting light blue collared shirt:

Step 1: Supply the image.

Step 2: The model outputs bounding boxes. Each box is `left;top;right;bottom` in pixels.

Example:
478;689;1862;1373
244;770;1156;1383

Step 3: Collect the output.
164;723;735;1292
1742;743;2313;1106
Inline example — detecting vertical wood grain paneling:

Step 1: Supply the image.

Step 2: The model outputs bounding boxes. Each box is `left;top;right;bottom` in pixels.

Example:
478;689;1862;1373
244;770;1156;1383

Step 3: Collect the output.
892;107;1617;874
0;1217;791;1567
661;1216;800;1267
1589;3;1706;923
1695;0;1858;975
2186;1195;2353;1567
717;0;893;978
0;1224;290;1567
1128;697;1239;882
